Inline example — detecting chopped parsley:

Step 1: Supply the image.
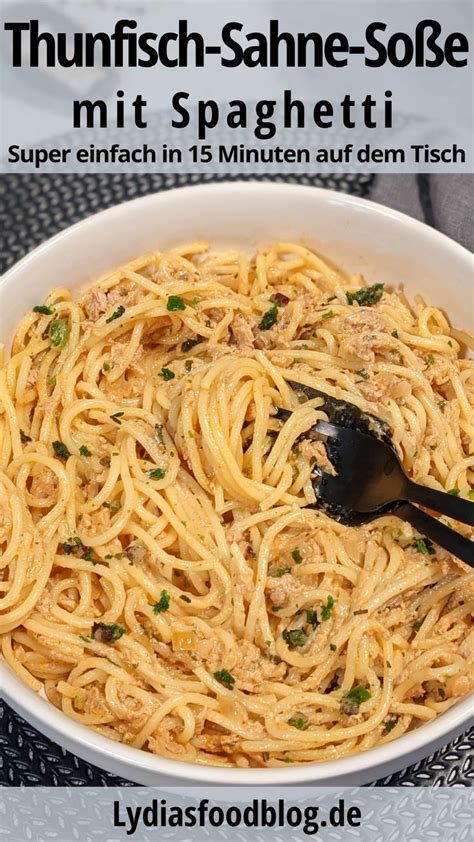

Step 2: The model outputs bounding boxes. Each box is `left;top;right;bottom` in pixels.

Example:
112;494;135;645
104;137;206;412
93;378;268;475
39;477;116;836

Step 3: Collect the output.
106;305;125;323
149;468;166;480
52;440;71;461
288;714;309;730
346;283;384;307
259;304;278;331
329;643;337;651
468;490;474;500
448;488;460;496
20;430;32;443
184;359;193;372
340;685;371;715
79;445;92;457
103;362;111;372
425;353;435;365
306;609;319;628
321;595;336;620
282;628;308;648
412;618;424;631
355;369;369;381
181;336;201;353
48;318;70;349
275;567;291;577
61;537;84;555
33;304;54;315
91;622;125;643
414;538;435;555
214;669;235;690
291;548;303;564
383;717;398;733
321;310;334;320
179;595;191;603
391;329;399;338
103;501;121;513
167;295;186;311
110;411;124;425
438;399;447;410
271;606;282;612
160;367;175;381
153;589;170;614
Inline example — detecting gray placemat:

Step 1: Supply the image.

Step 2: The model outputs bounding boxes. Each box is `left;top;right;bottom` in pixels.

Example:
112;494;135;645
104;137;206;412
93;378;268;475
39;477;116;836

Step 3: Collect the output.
0;172;472;787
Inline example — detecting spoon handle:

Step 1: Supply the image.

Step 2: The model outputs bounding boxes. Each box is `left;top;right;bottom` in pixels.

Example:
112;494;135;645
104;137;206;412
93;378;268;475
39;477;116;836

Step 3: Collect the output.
405;480;474;527
397;502;474;566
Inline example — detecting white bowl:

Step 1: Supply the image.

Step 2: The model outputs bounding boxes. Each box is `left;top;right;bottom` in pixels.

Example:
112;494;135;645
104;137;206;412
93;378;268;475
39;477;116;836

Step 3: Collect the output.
1;182;473;786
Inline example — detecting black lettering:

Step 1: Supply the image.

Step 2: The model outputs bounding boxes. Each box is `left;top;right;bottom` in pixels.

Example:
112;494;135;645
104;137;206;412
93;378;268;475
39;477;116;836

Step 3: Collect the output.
221;22;244;67
347;806;362;827
73;99;107;128
255;100;276;139
365;22;387;67
4;22;30;66
444;32;469;66
324;32;349;66
171;92;190;129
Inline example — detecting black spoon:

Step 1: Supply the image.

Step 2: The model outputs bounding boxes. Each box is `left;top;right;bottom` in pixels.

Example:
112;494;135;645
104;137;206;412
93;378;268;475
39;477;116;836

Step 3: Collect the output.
277;386;474;566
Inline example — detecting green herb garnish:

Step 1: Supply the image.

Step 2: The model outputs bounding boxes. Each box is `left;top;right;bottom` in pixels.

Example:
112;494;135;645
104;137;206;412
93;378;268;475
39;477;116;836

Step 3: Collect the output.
181;337;201;353
33;305;54;315
214;669;235;690
288;714;309;730
340;685;371;715
306;609;319;628
52;440;71;461
179;595;191;603
259;304;278;331
346;283;384;307
91;622;125;643
275;567;291;577
391;329;399;338
79;445;92;457
160;367;175;381
282;628;308;648
355;369;369;380
383;717;398;733
106;305;125;323
110;411;124;424
48;319;70;349
321;595;335;620
153;589;170;614
184;359;193;372
425;353;435;365
291;548;303;564
149;468;166;480
414;538;435;555
330;643;337;651
103;501;121;513
167;295;186;311
448;488;460;496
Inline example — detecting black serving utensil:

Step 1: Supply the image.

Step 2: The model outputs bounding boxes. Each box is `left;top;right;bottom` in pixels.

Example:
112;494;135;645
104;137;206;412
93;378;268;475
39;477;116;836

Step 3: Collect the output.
278;385;474;566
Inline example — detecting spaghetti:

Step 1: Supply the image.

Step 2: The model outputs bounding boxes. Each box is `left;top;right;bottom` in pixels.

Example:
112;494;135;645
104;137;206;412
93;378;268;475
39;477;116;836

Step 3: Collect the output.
0;241;473;768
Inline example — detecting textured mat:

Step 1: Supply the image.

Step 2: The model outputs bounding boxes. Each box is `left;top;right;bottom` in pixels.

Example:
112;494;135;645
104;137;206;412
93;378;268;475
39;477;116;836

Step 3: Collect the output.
0;172;472;787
